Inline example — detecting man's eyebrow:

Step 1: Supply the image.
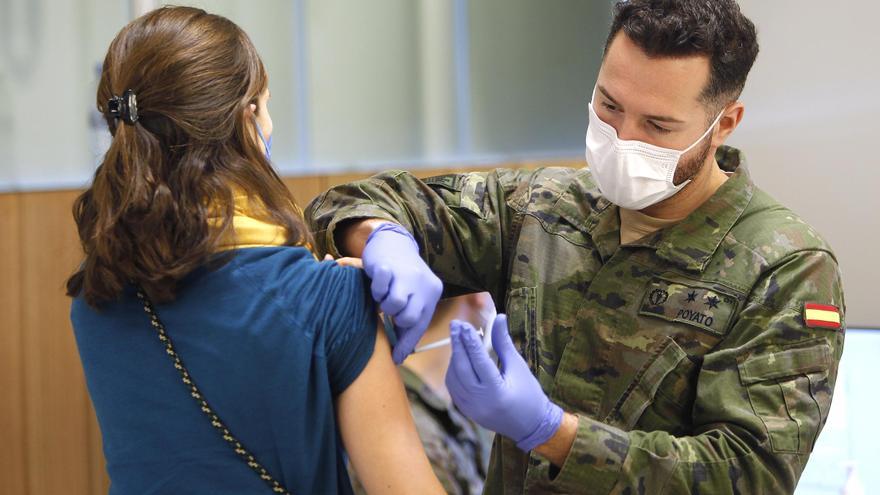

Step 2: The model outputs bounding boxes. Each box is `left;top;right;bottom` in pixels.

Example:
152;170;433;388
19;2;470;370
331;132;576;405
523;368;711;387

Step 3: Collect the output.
597;85;620;107
597;84;686;124
644;113;686;124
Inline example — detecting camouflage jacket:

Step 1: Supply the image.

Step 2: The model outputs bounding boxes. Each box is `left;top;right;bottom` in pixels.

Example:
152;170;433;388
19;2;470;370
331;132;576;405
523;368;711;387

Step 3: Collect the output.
349;366;489;495
306;146;846;494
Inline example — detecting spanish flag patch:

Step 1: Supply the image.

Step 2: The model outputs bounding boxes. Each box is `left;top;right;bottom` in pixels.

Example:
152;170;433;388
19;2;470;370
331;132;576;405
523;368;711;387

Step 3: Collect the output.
804;303;842;330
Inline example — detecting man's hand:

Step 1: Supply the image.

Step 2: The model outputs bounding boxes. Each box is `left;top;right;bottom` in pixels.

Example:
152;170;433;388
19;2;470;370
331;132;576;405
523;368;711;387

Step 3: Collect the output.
361;223;443;364
445;315;563;452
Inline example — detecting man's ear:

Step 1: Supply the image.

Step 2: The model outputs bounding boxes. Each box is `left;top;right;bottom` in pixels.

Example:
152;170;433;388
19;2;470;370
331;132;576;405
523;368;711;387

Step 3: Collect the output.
713;102;745;147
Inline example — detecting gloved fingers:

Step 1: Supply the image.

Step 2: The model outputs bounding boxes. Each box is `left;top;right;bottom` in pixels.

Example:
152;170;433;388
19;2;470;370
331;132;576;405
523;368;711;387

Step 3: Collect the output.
449;321;481;385
450;387;476;415
393;294;423;328
416;302;437;337
381;282;410;317
424;271;444;303
491;314;518;372
400;286;439;329
368;265;393;303
445;362;472;407
390;319;425;365
458;319;501;385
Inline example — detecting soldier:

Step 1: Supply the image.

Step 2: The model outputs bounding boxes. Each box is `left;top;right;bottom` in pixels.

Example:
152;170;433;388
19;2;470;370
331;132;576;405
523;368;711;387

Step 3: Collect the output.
305;0;845;493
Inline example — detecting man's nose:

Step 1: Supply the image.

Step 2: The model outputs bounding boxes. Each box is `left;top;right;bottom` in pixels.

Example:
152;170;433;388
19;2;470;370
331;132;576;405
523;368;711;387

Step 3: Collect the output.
613;118;644;142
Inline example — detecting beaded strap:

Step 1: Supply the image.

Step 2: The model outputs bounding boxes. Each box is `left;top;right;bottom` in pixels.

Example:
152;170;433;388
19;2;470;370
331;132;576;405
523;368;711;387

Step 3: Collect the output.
136;289;291;495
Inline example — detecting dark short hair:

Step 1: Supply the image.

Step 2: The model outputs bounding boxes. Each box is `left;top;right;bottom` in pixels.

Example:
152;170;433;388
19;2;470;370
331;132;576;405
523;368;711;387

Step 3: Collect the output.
605;0;759;107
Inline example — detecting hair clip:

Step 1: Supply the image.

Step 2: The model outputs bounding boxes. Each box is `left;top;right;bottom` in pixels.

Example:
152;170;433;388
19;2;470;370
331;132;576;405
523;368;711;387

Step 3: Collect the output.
107;89;139;125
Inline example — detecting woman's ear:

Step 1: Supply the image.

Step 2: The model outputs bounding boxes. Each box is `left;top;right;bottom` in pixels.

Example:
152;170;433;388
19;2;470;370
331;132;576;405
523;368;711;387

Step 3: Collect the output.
247;102;257;115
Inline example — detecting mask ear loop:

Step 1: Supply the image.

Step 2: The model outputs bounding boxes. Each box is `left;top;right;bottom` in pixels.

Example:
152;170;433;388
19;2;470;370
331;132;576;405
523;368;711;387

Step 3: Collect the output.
670;109;727;184
253;118;272;160
680;109;726;155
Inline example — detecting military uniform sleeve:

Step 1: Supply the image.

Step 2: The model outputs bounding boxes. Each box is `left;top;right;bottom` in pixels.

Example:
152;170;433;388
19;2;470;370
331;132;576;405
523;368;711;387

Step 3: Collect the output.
408;399;470;495
305;169;534;300
546;249;845;494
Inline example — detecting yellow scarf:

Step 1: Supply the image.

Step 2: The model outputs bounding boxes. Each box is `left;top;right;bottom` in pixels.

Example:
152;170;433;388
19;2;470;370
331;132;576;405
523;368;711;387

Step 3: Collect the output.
210;192;311;253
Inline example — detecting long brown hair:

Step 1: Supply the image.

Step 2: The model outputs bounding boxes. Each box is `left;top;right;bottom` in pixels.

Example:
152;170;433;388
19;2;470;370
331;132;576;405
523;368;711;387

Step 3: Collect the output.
68;6;312;307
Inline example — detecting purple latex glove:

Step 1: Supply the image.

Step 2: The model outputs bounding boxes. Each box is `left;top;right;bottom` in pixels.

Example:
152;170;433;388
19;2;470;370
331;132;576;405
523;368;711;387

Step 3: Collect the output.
446;314;563;452
362;223;443;364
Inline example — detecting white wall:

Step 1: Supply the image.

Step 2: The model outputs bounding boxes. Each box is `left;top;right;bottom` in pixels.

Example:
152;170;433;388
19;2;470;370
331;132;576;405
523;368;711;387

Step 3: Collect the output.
305;0;423;166
468;0;610;156
732;1;879;327
0;0;127;190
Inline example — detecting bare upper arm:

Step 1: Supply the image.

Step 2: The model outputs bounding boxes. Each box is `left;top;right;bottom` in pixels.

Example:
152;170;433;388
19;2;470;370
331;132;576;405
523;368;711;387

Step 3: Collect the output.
336;322;444;495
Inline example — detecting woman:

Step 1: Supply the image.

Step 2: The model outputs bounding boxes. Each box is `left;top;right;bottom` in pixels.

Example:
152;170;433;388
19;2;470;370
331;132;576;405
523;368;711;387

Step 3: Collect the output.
68;7;442;494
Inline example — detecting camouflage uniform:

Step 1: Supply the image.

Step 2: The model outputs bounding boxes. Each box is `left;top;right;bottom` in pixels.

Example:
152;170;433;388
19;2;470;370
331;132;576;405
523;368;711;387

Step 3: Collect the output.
307;146;845;494
349;366;490;495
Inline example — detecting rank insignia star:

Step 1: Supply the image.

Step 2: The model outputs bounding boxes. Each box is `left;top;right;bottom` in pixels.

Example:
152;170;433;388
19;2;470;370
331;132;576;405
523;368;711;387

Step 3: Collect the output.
686;291;697;303
704;295;720;309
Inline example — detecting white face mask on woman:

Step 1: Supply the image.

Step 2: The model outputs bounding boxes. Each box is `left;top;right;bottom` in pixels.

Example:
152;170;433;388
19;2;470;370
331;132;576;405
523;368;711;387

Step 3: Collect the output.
584;92;723;210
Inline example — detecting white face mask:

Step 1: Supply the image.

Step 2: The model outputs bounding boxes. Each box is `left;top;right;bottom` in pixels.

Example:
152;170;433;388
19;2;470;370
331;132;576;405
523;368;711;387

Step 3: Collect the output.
584;94;724;210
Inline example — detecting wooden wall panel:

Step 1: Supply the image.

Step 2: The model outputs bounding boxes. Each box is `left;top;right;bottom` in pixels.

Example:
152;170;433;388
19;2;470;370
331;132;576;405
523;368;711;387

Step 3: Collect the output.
19;191;93;495
323;172;374;190
283;175;326;209
0;193;26;495
88;401;110;494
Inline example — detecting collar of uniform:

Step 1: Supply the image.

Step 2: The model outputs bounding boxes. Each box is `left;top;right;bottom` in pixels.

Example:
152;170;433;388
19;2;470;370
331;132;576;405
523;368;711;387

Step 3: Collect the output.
633;146;754;272
554;169;620;261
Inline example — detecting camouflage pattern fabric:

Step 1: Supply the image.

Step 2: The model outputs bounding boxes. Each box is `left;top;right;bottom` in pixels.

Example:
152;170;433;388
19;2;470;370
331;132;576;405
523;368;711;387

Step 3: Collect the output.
308;146;845;494
349;366;489;495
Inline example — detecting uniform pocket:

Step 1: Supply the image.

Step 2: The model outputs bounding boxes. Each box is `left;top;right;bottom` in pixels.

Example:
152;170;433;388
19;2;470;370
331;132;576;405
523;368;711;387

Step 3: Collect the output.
505;287;539;376
738;342;832;453
424;173;488;219
605;337;689;430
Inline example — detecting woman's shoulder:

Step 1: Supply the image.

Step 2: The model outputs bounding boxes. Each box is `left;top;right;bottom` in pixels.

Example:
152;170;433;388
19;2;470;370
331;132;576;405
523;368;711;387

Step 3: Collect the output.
228;246;365;292
228;247;378;377
225;246;373;322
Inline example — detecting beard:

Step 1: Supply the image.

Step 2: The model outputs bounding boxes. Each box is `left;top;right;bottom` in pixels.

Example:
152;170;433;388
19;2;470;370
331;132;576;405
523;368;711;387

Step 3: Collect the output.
672;134;713;185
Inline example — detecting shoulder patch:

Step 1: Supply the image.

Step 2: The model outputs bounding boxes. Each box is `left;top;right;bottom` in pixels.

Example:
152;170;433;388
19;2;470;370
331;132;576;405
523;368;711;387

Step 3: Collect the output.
804;303;842;330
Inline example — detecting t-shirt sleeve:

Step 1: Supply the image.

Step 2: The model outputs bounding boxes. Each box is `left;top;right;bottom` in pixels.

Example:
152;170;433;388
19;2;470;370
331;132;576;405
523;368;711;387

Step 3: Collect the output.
316;264;378;396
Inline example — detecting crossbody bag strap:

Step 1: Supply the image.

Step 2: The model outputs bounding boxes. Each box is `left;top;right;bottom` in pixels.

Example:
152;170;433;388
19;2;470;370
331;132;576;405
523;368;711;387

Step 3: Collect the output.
136;289;291;495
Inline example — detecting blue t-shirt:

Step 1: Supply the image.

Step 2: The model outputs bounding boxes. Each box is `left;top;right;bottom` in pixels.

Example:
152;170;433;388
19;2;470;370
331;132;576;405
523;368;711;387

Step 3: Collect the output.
71;247;377;494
